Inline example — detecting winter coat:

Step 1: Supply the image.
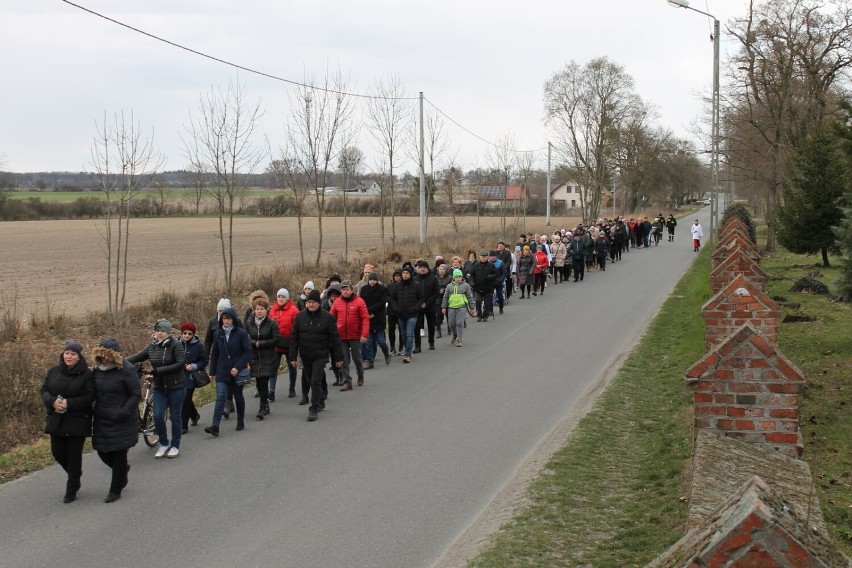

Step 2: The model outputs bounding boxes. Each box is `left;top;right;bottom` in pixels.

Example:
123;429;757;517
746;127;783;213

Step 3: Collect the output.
180;336;208;386
415;271;440;314
389;277;423;318
435;273;453;309
245;315;279;378
516;253;535;286
533;251;549;274
550;241;568;267
289;307;344;363
359;282;388;332
40;355;95;437
330;294;370;340
91;349;140;453
269;300;300;354
441;280;474;310
127;336;186;390
385;280;400;317
569;238;587;261
594;237;610;256
469;260;496;294
209;308;252;381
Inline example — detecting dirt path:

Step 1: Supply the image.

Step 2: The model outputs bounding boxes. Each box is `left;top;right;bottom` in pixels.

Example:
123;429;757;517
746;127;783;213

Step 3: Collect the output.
1;215;571;318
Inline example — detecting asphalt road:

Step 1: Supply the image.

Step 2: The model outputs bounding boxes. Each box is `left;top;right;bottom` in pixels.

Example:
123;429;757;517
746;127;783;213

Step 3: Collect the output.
0;209;709;568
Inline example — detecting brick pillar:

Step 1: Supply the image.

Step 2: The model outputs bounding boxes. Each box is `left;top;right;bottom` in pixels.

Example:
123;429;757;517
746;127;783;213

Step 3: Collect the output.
685;324;806;457
710;252;768;294
703;274;780;349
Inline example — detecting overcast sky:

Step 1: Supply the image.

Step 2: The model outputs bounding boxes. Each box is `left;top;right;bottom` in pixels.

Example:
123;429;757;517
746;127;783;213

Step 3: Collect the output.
1;0;745;174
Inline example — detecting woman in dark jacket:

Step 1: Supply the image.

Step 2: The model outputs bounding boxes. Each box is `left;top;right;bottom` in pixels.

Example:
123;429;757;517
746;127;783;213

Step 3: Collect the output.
92;338;140;503
244;296;279;420
40;340;95;503
127;319;185;459
205;307;251;437
179;322;208;434
388;265;423;363
385;269;402;356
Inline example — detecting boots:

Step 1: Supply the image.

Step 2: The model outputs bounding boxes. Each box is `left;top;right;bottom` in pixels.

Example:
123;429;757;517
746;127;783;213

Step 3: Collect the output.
436;327;442;338
64;476;81;503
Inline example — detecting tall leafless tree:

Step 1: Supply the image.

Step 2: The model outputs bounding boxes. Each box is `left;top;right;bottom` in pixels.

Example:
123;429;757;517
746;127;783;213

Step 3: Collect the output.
90;110;164;315
365;73;414;251
545;57;641;224
338;142;363;262
484;131;518;236
281;71;354;266
726;0;852;250
182;80;265;293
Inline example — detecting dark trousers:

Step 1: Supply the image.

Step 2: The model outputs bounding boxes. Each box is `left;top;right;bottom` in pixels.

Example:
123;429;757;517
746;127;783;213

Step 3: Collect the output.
255;376;270;406
474;290;493;318
561;264;571;282
182;386;199;429
534;273;546;293
597;254;607;271
301;358;328;412
415;311;436;348
573;259;585;281
97;449;129;494
51;435;85;489
387;314;400;352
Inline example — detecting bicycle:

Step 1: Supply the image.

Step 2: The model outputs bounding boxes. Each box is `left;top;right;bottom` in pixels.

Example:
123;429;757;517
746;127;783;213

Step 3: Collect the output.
136;365;159;448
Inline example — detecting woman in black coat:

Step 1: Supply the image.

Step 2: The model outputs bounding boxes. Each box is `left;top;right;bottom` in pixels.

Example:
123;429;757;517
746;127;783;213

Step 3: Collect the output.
40;340;95;503
244;296;279;420
179;321;208;434
92;338;141;503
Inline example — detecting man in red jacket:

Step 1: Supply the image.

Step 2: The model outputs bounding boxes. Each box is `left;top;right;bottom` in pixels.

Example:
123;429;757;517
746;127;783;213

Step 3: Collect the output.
330;280;370;391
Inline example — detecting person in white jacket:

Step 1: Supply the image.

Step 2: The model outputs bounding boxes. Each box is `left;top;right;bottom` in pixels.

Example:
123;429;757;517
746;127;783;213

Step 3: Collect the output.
690;219;704;252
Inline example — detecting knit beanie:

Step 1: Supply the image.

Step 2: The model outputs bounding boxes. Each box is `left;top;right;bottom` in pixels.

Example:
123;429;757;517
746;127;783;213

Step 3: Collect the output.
63;340;83;356
217;298;232;311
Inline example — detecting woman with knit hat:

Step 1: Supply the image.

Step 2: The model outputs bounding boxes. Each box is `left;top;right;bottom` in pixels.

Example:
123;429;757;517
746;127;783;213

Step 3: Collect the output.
269;288;299;399
40;340;95;503
92;339;140;503
128;319;186;459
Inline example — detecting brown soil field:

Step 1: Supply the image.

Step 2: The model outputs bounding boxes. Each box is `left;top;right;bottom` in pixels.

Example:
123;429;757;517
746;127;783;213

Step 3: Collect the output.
1;215;578;319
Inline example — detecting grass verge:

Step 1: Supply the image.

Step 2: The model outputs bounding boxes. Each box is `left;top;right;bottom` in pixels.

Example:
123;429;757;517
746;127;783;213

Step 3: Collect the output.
469;249;710;567
469;244;851;566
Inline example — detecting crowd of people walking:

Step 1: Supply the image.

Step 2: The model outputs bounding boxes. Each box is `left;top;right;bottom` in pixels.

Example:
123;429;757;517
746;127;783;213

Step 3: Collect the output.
40;213;683;504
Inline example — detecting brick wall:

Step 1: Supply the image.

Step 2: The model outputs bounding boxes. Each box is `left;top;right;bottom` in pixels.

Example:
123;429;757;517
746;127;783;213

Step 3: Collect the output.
703;274;780;349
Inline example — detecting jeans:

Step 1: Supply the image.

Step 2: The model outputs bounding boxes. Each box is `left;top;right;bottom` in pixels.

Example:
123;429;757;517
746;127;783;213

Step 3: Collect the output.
398;316;417;356
268;352;283;394
387;314;400;352
153;387;186;449
212;377;245;426
366;329;389;363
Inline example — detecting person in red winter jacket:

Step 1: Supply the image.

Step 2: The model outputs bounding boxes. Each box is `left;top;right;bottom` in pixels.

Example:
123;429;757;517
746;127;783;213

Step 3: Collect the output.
329;280;369;391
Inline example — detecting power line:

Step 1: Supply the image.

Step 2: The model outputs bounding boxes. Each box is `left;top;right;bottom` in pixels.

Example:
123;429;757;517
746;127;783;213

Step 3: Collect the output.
59;0;416;101
424;98;547;155
61;0;546;155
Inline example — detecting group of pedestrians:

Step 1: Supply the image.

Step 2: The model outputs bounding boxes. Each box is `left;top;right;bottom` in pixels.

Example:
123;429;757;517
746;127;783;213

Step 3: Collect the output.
40;213;686;504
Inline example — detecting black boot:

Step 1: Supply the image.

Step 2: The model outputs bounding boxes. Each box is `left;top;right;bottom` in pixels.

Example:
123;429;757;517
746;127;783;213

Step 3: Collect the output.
64;476;81;503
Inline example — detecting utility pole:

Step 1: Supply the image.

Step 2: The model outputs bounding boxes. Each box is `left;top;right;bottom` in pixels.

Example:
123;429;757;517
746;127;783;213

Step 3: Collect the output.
419;92;426;243
545;142;552;226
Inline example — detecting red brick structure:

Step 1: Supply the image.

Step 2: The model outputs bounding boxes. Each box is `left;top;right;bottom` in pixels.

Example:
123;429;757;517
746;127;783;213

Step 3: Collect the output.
717;216;752;242
712;238;760;270
703;274;780;349
648;475;851;568
685;324;806;457
710;252;768;294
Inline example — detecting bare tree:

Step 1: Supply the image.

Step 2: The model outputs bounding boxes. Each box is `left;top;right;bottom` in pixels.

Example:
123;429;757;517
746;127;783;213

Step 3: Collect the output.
182;80;265;293
267;155;311;265
365;73;414;251
90;110;164;315
280;71;354;266
726;0;852;250
338;142;363;262
515;151;536;230
484;131;518;235
545;57;640;224
437;149;467;233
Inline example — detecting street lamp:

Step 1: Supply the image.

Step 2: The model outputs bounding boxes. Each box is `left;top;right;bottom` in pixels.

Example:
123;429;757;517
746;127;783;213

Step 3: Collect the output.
667;0;720;240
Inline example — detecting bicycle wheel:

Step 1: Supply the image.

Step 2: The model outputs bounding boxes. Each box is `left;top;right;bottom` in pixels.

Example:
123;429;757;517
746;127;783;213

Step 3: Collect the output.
141;404;159;447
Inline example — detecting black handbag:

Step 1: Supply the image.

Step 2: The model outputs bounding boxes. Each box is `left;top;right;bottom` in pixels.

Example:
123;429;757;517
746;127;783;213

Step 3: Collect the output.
234;367;252;386
191;369;210;388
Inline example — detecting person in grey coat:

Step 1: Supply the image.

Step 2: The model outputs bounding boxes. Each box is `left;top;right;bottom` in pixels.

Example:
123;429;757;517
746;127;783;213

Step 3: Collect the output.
92;338;140;503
